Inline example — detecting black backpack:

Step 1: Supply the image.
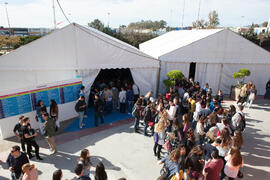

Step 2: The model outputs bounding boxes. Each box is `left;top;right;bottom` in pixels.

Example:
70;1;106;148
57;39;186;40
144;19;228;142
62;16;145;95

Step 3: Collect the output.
237;113;246;132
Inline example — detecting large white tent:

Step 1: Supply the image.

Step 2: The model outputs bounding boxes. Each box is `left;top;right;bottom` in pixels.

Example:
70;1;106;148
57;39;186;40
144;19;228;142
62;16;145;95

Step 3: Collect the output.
0;23;159;139
140;29;270;95
0;23;160;97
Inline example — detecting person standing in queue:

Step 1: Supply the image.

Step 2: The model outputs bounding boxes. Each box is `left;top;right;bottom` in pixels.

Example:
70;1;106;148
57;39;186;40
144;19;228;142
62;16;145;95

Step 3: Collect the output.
22;117;43;160
75;96;87;129
43;113;58;154
6;145;29;180
13;116;26;153
94;94;104;127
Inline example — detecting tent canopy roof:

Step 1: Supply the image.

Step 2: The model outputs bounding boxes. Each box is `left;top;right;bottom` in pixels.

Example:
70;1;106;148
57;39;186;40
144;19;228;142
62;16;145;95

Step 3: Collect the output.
0;23;159;70
139;29;270;64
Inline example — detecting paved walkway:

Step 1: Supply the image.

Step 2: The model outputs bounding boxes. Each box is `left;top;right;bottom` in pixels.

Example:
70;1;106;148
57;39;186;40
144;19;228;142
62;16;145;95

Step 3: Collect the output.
0;99;270;179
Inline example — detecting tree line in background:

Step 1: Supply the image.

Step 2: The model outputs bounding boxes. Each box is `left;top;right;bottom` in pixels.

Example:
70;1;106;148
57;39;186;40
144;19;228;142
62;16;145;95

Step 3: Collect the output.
0;10;269;55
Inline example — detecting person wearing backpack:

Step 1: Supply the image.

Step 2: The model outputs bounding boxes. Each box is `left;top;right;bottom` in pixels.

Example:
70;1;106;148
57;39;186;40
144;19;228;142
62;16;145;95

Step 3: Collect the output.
133;99;143;132
75;96;87;129
231;105;245;134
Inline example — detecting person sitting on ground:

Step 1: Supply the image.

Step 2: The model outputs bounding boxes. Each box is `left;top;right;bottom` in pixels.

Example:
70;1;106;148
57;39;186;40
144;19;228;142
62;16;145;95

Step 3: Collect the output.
6;145;29;180
78;149;92;177
72;164;91;180
204;149;224;180
53;169;63;180
94;161;108;180
21;163;38;180
217;90;224;103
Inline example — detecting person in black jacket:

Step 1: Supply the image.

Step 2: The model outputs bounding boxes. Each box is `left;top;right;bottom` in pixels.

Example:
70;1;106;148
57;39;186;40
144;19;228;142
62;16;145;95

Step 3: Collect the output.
94;94;104;127
13;116;26;153
22;117;43;160
75;96;87;129
143;101;152;136
6;145;29;180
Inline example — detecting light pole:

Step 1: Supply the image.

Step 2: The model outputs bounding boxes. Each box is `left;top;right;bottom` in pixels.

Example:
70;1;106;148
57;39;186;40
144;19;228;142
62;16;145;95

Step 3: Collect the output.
4;2;11;36
52;0;57;29
181;0;186;27
197;0;202;29
107;12;110;27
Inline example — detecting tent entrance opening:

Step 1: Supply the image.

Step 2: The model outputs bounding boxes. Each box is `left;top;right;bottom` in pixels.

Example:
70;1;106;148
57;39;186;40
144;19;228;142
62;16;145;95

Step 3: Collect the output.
93;68;134;87
189;62;196;80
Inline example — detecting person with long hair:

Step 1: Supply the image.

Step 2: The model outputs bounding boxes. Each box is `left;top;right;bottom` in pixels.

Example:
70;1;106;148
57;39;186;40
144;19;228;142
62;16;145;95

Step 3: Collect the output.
50;99;59;131
182;114;190;138
185;128;195;156
194;116;206;145
94;161;107;180
78;149;92;177
247;85;257;108
237;84;248;105
158;149;181;180
153;113;168;160
232;130;243;149
52;169;63;180
185;145;204;180
22;163;38;180
223;147;244;180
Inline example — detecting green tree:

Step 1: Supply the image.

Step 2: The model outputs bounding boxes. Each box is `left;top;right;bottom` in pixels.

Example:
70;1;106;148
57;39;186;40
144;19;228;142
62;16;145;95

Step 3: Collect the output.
88;19;105;31
262;21;268;27
208;10;219;28
192;19;208;29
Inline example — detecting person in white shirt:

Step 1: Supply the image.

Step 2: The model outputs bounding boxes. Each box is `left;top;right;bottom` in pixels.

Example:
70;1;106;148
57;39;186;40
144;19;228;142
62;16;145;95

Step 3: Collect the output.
119;87;127;113
216;118;232;135
231;105;244;131
167;100;177;132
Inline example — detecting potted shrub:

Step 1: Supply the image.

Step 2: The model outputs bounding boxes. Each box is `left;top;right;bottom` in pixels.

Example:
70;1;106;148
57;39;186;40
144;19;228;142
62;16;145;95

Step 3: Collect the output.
163;70;184;91
230;69;251;100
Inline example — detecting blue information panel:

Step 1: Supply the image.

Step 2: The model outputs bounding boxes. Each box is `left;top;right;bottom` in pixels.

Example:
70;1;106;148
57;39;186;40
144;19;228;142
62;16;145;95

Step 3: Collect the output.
35;91;50;107
48;88;60;105
63;84;81;103
17;94;32;114
0;82;82;119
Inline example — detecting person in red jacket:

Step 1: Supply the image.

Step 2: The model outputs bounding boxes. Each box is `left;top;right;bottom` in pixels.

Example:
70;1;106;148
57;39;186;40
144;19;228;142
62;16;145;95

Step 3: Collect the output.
205;149;224;180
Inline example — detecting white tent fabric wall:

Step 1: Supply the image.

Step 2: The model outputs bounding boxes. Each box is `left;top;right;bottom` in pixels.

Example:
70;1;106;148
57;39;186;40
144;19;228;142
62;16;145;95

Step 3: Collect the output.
220;64;270;95
159;61;190;94
80;69;101;103
130;68;158;96
195;63;222;95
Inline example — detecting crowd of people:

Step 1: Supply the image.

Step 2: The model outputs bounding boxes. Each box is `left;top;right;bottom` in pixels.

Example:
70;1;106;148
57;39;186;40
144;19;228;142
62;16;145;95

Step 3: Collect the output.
6;76;259;180
131;78;252;180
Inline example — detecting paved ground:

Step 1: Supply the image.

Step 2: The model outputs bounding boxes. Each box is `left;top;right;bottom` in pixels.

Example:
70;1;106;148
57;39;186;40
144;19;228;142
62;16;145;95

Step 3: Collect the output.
0;99;270;180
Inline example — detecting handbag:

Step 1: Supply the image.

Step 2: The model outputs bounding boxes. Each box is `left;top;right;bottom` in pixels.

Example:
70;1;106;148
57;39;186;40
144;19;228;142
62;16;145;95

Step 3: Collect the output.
160;164;169;179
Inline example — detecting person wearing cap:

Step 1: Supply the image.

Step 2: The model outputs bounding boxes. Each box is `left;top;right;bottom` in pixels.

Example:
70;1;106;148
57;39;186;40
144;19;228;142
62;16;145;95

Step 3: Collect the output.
22;163;38;180
6;145;29;180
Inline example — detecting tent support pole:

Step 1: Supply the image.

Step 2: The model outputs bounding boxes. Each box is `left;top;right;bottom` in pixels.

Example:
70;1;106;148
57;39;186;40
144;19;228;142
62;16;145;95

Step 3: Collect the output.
155;61;161;97
218;64;224;91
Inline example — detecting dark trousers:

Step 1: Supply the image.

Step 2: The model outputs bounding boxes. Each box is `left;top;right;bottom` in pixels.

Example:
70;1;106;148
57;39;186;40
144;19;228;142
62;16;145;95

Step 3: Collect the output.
153;142;162;158
25;139;40;158
20;138;26;152
94;111;104;126
120;103;126;113
134;94;139;103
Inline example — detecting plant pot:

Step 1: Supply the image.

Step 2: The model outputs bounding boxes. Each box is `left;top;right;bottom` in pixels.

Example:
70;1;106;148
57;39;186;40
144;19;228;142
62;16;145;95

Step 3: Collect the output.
230;86;241;101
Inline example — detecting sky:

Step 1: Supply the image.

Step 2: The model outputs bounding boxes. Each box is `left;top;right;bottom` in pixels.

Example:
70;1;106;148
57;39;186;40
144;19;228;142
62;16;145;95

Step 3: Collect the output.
0;0;269;29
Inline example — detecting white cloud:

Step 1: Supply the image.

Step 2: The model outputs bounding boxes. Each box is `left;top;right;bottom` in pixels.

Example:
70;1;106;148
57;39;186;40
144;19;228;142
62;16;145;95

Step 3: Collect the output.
0;0;269;28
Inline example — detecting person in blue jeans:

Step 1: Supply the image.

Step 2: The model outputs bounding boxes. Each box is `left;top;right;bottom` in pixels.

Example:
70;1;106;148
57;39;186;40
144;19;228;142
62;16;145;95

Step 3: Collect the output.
126;87;134;114
133;99;143;132
75;96;87;129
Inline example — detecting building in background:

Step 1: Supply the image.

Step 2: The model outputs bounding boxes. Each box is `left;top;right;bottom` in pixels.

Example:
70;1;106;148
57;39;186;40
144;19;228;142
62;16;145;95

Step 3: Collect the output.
0;26;52;36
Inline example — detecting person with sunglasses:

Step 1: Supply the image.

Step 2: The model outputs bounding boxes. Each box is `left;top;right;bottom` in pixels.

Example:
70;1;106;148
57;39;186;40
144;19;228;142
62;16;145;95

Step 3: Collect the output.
6;145;29;180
